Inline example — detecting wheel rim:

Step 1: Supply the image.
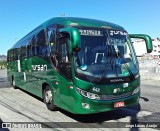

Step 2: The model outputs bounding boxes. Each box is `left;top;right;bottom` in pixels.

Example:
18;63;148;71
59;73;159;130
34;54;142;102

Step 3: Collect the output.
45;90;52;104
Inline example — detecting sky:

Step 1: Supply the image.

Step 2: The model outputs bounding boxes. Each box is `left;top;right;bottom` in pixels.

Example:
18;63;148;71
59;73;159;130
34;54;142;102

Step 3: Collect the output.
0;0;159;55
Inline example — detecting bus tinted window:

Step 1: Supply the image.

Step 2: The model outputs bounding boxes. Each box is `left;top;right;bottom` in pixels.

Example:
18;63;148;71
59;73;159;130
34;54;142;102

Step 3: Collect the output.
31;36;36;56
20;42;26;59
14;48;19;60
7;50;11;62
10;50;14;61
27;38;32;57
35;30;47;56
47;25;56;53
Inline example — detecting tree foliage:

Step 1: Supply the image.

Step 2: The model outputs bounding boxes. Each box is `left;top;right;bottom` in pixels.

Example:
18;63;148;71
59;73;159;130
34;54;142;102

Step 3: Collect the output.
0;60;7;69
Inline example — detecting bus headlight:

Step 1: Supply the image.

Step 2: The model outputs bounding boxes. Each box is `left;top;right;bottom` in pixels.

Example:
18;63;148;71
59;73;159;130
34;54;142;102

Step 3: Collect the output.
132;86;140;95
76;87;100;100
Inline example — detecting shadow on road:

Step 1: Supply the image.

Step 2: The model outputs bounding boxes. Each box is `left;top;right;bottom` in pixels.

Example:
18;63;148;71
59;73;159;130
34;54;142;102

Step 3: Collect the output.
55;104;142;129
58;104;141;124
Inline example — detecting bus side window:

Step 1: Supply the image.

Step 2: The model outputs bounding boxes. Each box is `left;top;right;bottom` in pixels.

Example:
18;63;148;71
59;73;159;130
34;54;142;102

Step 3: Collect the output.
47;25;57;67
58;37;72;80
47;25;56;53
35;30;47;56
7;50;10;62
31;35;36;56
20;41;27;59
27;38;32;57
7;50;11;62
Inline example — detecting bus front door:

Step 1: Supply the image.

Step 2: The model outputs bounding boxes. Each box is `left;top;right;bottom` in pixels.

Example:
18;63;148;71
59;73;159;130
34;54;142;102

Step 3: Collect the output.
57;38;74;111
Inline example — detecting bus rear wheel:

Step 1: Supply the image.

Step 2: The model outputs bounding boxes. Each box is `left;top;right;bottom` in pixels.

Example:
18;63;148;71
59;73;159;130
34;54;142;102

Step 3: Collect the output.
12;77;17;89
43;85;57;111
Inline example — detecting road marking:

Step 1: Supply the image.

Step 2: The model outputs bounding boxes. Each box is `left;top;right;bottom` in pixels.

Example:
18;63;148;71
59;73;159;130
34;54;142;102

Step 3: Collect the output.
137;111;152;117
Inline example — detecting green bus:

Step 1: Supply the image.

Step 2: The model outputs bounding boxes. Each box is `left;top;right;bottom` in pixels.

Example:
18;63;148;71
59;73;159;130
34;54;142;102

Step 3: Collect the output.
7;17;152;114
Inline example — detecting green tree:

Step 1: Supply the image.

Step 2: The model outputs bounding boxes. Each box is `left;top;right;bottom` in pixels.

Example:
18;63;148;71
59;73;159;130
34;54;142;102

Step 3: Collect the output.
0;60;7;69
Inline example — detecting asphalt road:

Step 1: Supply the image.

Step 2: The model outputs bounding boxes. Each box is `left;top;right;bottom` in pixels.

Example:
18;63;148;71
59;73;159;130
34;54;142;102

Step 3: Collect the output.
0;69;160;131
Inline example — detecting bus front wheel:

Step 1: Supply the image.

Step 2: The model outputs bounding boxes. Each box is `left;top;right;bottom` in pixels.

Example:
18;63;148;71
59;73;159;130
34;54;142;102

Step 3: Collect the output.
43;85;57;111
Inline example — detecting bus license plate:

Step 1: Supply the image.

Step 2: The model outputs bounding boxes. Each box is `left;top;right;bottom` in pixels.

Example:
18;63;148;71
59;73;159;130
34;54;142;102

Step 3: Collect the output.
114;101;125;108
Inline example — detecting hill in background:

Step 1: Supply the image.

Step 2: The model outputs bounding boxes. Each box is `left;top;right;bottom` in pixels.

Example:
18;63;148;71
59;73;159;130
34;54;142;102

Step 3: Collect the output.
0;55;7;61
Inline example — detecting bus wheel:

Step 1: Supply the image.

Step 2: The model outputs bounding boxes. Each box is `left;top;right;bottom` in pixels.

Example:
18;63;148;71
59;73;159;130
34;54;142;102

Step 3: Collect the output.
12;77;17;89
43;85;57;111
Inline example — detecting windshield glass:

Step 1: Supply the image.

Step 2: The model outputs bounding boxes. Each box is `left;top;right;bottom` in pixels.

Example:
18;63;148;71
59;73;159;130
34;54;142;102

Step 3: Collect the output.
74;27;139;83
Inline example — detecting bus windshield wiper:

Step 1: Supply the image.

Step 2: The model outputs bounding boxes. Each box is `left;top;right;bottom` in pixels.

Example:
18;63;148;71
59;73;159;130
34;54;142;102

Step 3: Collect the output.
100;30;116;80
121;58;134;79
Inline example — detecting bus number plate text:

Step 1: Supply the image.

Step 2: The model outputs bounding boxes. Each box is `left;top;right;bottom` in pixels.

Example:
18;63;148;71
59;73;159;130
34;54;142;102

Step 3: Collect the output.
114;101;125;108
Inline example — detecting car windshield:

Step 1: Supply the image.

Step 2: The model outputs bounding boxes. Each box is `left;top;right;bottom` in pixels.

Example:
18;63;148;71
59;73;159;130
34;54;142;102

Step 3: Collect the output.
74;27;139;83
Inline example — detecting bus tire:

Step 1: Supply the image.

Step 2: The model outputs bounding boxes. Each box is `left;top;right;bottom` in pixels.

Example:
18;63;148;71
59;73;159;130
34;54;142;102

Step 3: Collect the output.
43;85;57;111
12;77;17;89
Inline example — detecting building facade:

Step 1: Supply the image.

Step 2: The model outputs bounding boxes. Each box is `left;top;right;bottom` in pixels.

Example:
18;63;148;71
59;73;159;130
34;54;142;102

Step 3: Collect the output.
133;38;160;58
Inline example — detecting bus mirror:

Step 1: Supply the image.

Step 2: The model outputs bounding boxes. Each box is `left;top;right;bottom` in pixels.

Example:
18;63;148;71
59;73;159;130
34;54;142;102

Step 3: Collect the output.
129;34;153;53
59;28;81;52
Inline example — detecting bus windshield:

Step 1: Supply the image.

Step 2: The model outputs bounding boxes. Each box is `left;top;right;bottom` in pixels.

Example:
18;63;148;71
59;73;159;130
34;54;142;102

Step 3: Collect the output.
74;27;139;83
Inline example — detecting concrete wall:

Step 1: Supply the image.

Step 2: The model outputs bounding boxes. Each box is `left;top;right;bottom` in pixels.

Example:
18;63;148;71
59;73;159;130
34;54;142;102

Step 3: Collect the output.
138;58;160;80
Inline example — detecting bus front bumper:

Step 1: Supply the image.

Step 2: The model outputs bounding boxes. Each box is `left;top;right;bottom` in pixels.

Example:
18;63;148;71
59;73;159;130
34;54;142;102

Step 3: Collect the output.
74;92;140;114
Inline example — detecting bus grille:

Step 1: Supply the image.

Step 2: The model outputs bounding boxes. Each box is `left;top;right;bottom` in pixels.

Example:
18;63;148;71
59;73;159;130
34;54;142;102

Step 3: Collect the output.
99;92;132;100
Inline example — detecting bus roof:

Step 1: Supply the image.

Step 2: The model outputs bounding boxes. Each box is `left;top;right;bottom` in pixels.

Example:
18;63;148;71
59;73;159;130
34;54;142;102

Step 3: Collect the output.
47;17;124;30
12;17;125;48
